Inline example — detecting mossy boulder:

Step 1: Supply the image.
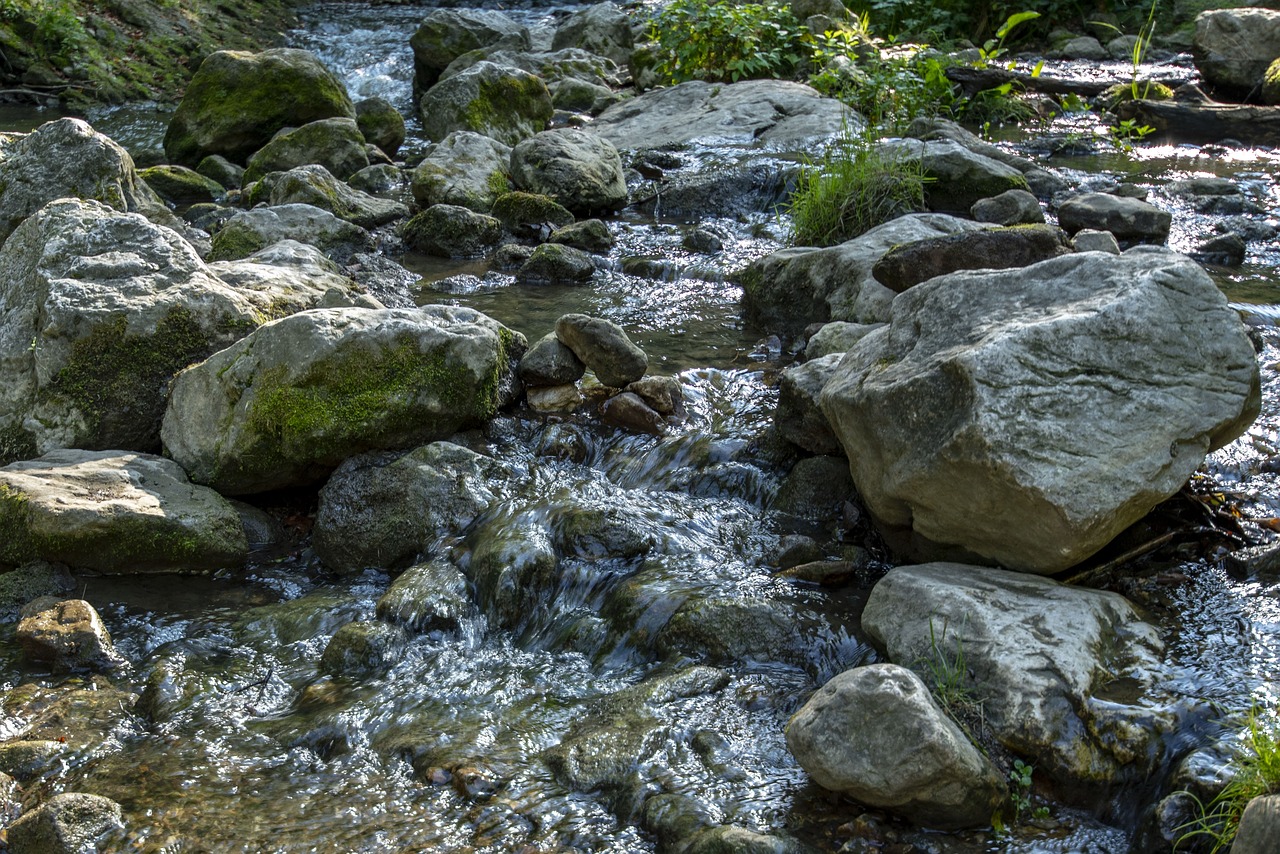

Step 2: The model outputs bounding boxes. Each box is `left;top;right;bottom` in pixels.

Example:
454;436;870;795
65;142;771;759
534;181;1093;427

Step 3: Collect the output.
320;620;408;677
419;61;553;148
355;97;407;157
209;203;376;263
410;8;530;93
4;793;124;853
516;243;597;285
376;558;474;633
161;306;525;495
0;118;179;245
243;117;370;185
491;191;575;239
510;128;628;214
138;164;225;205
875;138;1031;215
551;78;620;114
0;449;248;574
254;165;408;229
551;2;634;68
549;219;613;253
164;48;355;167
0;198;261;459
197;155;245;190
0;561;73;620
411;131;513;212
401;204;504;258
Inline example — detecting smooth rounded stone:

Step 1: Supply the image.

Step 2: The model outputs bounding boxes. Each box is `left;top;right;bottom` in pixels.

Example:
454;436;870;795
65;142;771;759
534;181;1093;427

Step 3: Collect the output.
1194;8;1280;96
348;164;402;196
320;620;408;677
601;391;666;435
0;561;74;620
1194;231;1247;266
684;226;726;254
1059;35;1109;60
402;204;503;258
775;535;824;569
739;213;986;337
1071;228;1121;254
197;155;245;190
510;128;627;214
209;203;375;262
164;48;354;167
242;117;370;185
549;218;613;252
875;138;1031;215
419;61;553;148
519;332;586;386
138;165;224;205
411;131;513;212
551;2;633;67
871;224;1072;293
4;792;125;852
684;825;813;854
770;455;854;521
775;354;842;456
491;191;575;239
258;165;409;229
804;321;883;360
820;248;1258;573
863;563;1172;796
0;118;178;245
595;79;851;151
970;188;1043;225
905;117;1066;198
161;306;523;495
551;78;620;115
376;558;473;633
314;442;503;574
17;598;126;672
0;198;262;459
527;384;584;413
1235;795;1280;854
1166;176;1240;198
209;239;367;318
463;514;557;627
410;8;531;91
355;96;406;157
516;243;597;285
493;243;535;271
0;450;248;574
555;313;647;388
1057;192;1172;243
787;663;1004;830
625;376;683;416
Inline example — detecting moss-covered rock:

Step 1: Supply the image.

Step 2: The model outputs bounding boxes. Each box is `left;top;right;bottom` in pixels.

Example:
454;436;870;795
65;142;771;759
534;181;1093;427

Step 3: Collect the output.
209;203;376;263
510;128;628;214
410;8;530;92
549;218;614;253
161;306;525;495
516;243;596;285
411;131;513;213
3;793;124;852
138;164;225;205
197;155;246;190
419;60;552;148
164;48;355;167
376;558;474;632
490;191;575;238
320;619;408;677
355;97;407;158
402;204;503;258
254;165;408;229
243;117;370;185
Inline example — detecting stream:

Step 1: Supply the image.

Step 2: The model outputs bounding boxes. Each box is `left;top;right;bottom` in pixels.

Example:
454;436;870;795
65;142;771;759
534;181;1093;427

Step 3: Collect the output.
4;2;1280;852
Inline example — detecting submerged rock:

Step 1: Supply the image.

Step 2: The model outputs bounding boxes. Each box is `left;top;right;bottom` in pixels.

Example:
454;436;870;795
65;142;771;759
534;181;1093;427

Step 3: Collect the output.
162;307;524;494
863;563;1172;796
819;248;1259;573
17;598;126;672
3;792;125;852
419;61;553;147
0;450;248;574
164;48;355;167
411;131;513;212
376;558;473;633
787;663;1005;830
320;620;408;677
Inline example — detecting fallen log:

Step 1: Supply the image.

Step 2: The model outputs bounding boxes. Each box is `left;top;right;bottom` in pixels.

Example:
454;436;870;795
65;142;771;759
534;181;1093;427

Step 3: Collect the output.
1117;96;1280;146
945;65;1111;98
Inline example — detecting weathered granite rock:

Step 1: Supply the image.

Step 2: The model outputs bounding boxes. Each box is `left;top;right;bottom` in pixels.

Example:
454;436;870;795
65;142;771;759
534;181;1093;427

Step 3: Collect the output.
0;198;260;459
510;128;627;214
551;2;634;68
870;224;1072;293
355;97;406;157
555;314;647;387
243;117;370;185
549;219;613;253
970;188;1043;225
1193;8;1280;96
516;243;597;285
519;332;586;387
419;61;552;147
197;155;245;190
1072;229;1121;254
257;165;409;229
4;792;125;852
819;248;1259;573
804;321;884;359
775;354;841;456
1234;794;1280;854
410;8;531;92
787;663;1005;829
138;165;225;205
209;203;376;262
491;191;575;239
164;48;355;167
411;131;513;212
601;391;666;435
0;450;247;573
162;307;523;495
1057;192;1171;243
876;138;1031;214
625;376;683;416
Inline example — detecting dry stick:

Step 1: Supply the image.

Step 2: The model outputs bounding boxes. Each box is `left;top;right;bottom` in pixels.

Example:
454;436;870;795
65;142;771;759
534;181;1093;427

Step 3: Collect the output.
1062;531;1177;587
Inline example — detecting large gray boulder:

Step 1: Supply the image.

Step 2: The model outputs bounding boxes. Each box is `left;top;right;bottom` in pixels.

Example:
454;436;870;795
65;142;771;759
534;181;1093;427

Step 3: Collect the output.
739;213;985;337
314;442;506;573
0;198;260;460
551;3;634;68
209;203;376;262
209;240;374;318
0;118;177;245
401;204;503;258
242;117;370;185
875;138;1031;214
411;131;513;212
0;450;248;573
1057;192;1172;244
164;48;355;167
595;80;850;150
410;8;531;92
161;307;524;495
510;128;627;214
4;792;125;852
1193;8;1280;96
775;354;841;456
862;564;1172;795
255;165;409;229
819;248;1259;574
419;61;553;147
786;663;1005;829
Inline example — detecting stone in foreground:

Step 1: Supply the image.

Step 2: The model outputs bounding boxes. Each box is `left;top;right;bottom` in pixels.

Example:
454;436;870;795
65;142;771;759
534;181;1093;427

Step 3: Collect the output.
819;248;1258;573
555;313;647;387
786;663;1005;829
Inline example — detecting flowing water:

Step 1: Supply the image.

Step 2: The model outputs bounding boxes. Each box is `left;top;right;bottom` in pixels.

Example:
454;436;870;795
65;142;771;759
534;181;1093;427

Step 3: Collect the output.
5;5;1280;853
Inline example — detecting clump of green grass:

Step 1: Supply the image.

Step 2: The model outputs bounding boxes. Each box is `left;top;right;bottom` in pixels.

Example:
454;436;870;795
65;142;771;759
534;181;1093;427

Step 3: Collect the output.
787;126;928;247
1176;707;1280;852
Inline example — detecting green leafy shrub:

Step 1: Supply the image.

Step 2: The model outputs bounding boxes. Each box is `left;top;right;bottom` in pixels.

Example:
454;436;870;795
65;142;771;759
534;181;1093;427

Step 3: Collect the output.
788;125;928;246
1176;707;1280;852
649;0;805;83
809;36;959;132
